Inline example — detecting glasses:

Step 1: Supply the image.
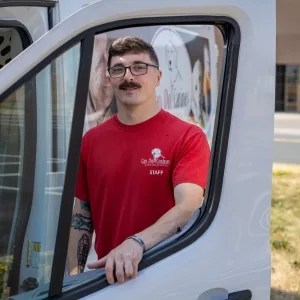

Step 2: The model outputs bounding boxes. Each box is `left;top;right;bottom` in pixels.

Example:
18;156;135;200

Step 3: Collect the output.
107;62;158;78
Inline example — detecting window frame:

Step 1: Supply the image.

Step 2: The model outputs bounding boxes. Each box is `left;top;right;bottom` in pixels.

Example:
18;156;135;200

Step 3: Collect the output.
0;20;34;295
0;15;240;299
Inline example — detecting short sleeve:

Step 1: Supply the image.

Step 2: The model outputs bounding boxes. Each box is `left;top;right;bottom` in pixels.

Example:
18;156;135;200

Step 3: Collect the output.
172;128;211;190
75;134;90;202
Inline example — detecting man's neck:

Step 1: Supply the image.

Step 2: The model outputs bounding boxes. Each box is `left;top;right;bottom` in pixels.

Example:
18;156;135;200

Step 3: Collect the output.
117;102;161;125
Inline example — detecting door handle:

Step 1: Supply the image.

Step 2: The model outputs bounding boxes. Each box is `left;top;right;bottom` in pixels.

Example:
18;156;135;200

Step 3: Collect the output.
225;290;252;300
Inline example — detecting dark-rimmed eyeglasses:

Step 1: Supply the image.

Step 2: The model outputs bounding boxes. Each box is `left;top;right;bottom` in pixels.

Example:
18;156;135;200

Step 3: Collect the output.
107;62;158;78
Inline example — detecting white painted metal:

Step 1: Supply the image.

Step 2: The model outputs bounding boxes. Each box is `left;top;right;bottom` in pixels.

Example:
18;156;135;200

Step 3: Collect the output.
0;7;49;42
0;0;275;299
57;0;98;22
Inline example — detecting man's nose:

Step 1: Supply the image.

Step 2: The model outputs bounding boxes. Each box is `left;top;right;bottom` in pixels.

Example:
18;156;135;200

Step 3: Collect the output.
123;67;134;80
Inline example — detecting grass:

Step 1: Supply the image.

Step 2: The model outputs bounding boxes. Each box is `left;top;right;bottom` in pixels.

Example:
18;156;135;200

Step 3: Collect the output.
271;163;300;300
0;257;13;300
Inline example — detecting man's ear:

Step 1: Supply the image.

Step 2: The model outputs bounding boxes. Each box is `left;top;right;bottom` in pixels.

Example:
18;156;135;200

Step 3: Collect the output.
156;70;162;86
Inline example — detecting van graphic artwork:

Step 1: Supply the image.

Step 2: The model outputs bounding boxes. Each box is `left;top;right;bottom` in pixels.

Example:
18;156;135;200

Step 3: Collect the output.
151;25;216;143
152;26;192;119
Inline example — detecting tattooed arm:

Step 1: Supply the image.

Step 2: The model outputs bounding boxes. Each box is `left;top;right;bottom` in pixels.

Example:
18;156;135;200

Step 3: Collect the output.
67;197;94;275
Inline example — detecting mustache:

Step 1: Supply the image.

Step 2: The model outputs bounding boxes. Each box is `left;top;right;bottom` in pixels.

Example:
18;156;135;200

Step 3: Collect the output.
119;81;141;90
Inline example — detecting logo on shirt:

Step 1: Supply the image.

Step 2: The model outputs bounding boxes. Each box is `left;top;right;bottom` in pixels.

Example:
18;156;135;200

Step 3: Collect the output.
151;148;164;160
141;148;170;167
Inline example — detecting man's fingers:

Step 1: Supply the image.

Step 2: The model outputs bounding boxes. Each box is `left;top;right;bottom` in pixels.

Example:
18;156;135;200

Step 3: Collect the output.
105;256;115;285
131;260;138;279
87;256;106;269
115;258;125;284
124;261;134;278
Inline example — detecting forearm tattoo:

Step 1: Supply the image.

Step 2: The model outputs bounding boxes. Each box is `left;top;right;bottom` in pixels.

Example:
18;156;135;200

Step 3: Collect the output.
77;234;90;273
80;200;91;212
71;213;93;233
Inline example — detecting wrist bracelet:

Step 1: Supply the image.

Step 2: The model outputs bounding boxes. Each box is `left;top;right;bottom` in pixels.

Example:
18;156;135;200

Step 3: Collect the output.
126;235;146;252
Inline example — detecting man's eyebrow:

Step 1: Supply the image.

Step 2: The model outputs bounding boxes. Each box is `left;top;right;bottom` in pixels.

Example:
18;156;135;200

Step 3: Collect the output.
133;60;147;64
111;60;150;68
110;63;124;68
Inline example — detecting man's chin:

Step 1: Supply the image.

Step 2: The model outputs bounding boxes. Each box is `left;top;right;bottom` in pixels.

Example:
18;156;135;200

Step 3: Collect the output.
119;98;141;106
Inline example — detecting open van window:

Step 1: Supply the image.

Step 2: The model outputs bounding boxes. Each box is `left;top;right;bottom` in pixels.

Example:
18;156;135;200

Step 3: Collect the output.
77;25;225;274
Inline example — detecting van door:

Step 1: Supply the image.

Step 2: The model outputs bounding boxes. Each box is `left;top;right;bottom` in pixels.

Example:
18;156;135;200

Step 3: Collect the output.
0;0;275;299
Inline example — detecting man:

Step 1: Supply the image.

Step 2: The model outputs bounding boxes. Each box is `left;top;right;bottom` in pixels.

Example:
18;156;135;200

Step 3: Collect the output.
67;36;210;284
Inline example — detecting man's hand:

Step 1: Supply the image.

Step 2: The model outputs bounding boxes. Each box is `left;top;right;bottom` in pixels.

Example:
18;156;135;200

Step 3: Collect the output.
87;238;143;284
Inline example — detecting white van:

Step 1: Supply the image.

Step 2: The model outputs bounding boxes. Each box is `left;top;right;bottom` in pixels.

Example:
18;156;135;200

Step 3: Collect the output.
0;1;275;299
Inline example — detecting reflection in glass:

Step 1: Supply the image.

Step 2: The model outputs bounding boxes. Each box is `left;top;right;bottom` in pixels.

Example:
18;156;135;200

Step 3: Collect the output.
0;43;80;298
285;65;300;111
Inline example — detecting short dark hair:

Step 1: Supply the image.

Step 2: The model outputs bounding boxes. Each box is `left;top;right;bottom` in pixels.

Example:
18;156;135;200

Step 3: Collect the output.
107;36;159;68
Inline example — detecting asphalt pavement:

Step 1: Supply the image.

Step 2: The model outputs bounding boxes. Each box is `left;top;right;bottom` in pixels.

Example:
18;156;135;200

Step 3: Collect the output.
274;113;300;164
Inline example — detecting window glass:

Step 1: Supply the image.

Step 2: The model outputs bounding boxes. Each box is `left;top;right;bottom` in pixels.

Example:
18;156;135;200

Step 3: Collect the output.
276;65;300;112
0;42;81;298
275;65;285;112
286;65;298;84
276;64;300;112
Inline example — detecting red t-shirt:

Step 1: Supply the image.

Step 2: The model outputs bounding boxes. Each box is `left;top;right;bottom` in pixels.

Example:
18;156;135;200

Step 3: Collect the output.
75;109;210;259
